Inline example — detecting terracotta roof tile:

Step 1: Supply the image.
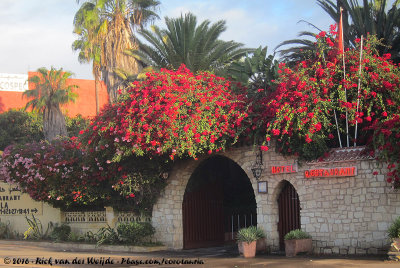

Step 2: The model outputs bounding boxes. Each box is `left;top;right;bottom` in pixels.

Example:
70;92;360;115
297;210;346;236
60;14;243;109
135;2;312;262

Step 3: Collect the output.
307;146;374;164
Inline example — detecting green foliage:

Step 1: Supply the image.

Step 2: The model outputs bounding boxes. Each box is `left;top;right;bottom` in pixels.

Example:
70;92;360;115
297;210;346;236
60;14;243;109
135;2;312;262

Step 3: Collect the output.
117;222;155;244
23;215;52;240
0;110;43;150
236;226;264;243
388;216;400;239
284;229;312;240
0;221;8;238
95;225;119;246
227;46;279;96
50;224;71;241
94;222;155;246
132;12;252;73
65;114;89;137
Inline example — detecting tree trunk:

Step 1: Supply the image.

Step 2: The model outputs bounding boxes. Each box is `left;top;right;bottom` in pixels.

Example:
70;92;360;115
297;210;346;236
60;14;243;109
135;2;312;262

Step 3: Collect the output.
43;105;67;141
101;13;142;103
95;77;99;115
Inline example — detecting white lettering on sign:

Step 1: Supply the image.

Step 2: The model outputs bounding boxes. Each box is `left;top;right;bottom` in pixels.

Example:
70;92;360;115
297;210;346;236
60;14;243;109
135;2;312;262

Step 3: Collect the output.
0;73;28;92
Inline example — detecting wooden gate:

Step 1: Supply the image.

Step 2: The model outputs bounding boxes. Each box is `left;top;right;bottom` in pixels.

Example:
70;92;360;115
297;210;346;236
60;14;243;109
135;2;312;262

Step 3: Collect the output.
182;180;224;249
278;182;300;250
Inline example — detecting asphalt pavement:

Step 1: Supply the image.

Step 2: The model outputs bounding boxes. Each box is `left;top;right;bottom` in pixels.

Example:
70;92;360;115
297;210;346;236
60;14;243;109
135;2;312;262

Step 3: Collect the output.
0;240;398;268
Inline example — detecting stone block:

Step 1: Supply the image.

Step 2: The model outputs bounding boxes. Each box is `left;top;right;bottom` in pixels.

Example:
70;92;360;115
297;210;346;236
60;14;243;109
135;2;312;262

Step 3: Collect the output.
356;248;366;255
320;224;329;233
378;222;388;231
354;211;364;218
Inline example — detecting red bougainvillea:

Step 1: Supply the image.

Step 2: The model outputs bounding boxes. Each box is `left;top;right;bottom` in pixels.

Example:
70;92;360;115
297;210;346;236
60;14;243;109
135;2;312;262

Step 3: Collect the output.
262;28;400;163
81;65;250;161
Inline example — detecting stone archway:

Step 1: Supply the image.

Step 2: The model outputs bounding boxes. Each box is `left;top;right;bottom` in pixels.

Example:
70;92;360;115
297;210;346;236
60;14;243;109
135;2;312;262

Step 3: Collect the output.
151;146;261;249
182;155;256;249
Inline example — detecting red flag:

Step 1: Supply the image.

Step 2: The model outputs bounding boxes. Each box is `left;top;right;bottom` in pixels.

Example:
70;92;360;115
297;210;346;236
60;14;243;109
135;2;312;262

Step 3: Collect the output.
338;7;344;54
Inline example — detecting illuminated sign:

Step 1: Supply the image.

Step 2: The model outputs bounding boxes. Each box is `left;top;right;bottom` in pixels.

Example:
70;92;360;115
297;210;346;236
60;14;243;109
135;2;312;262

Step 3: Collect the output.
0;73;28;92
304;167;357;178
271;164;297;174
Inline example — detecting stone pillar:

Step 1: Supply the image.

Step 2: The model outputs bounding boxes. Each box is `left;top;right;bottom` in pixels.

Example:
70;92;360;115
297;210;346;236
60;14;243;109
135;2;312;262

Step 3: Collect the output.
105;206;117;228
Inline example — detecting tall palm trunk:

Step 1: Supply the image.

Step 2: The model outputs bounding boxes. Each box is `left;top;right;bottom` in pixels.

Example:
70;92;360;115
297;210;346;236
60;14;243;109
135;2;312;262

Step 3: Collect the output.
101;12;142;103
43;105;67;141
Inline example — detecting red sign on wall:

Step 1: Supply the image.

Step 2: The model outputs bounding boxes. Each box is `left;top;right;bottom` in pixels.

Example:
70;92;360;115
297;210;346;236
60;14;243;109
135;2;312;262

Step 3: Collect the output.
271;164;298;174
304;167;357;178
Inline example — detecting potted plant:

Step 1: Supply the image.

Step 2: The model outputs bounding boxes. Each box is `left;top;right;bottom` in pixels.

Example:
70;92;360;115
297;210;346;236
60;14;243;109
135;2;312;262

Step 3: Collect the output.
388;216;400;259
237;226;265;258
284;229;312;257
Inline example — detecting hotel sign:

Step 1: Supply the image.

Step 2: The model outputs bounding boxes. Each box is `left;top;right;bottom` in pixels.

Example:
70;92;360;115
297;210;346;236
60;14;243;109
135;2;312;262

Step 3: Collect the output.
0;73;28;92
304;167;357;178
271;164;298;174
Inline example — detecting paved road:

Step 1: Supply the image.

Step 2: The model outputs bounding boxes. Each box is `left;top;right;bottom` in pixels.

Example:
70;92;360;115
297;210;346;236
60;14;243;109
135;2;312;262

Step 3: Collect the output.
0;241;398;268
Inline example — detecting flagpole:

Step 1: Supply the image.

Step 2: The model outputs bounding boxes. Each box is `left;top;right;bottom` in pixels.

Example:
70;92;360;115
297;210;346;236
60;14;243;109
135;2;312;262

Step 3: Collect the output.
354;35;364;147
340;7;350;147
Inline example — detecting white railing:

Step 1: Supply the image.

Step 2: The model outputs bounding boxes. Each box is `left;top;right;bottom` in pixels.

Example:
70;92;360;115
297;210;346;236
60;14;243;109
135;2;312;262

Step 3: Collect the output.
63;211;106;223
63;209;150;224
117;211;151;223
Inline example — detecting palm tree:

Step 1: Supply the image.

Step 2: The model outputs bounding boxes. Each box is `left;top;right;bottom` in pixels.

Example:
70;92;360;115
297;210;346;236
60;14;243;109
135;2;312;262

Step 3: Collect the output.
276;0;400;63
130;12;253;73
73;1;102;114
23;67;78;141
227;46;279;96
74;0;160;103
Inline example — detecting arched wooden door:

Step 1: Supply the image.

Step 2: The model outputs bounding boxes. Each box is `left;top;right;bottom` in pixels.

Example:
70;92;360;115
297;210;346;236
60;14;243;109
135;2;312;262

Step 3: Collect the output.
278;182;300;250
182;180;224;249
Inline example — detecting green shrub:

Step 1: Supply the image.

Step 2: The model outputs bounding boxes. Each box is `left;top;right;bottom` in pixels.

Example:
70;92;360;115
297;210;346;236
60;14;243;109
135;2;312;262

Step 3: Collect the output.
236;226;263;243
50;224;71;241
117;222;155;244
284;229;311;240
388;216;400;239
95;225;119;246
0;110;43;150
0;222;7;238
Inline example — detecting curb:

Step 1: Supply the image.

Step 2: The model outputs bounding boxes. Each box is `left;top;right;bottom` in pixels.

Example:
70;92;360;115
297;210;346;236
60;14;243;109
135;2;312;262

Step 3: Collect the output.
0;240;167;254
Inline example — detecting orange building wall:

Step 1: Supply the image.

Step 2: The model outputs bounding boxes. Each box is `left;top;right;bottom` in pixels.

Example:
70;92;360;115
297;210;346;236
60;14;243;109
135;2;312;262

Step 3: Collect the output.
0;73;109;118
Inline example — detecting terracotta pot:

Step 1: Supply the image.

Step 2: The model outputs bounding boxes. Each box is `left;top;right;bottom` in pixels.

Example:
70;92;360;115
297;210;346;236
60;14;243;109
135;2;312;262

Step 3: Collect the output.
284;238;312;257
242;241;257;258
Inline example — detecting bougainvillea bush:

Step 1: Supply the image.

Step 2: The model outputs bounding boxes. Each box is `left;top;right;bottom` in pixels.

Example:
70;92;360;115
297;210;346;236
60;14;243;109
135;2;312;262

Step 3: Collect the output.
0;139;108;209
81;65;249;160
261;26;400;187
263;28;400;158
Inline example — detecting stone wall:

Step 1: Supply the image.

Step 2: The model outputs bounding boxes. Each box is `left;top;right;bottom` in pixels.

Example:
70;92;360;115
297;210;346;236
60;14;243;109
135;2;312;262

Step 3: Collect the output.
152;145;400;254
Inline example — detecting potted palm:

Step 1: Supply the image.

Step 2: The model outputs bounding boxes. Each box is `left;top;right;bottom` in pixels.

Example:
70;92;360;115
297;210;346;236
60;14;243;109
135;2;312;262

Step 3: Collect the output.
284;229;312;257
237;226;265;258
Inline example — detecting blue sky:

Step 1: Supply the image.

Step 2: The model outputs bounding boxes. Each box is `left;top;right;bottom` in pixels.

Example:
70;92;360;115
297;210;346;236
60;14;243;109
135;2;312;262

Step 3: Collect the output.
0;0;338;79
